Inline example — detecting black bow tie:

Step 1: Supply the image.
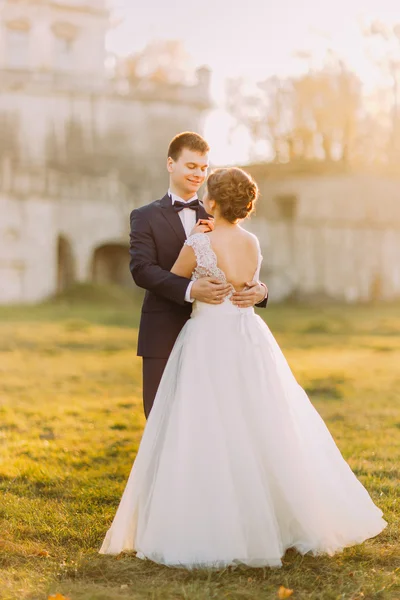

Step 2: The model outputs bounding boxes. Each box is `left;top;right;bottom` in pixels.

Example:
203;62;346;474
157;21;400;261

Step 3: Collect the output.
173;199;199;213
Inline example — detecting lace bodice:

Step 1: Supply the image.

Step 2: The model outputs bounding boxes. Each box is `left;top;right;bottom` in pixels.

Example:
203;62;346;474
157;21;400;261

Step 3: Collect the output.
184;233;263;286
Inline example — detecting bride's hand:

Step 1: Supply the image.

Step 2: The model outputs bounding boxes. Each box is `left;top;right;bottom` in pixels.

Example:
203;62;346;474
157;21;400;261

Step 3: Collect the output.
191;278;233;304
189;219;214;236
231;281;268;308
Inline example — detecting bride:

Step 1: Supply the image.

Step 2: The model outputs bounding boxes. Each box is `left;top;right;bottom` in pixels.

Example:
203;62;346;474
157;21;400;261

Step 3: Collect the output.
99;167;387;569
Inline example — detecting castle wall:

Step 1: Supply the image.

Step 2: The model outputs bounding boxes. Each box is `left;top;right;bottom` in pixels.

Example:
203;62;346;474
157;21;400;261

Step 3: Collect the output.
0;161;132;303
246;174;400;302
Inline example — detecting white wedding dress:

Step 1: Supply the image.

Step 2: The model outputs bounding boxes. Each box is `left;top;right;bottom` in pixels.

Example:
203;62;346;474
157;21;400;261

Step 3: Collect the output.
99;233;387;568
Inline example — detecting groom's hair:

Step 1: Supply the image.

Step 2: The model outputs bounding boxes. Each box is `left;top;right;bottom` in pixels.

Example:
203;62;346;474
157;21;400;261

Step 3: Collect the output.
168;132;210;161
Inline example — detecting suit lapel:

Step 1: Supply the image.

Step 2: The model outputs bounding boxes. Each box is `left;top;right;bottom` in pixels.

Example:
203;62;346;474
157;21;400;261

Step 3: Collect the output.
160;193;212;244
197;202;211;222
160;193;186;245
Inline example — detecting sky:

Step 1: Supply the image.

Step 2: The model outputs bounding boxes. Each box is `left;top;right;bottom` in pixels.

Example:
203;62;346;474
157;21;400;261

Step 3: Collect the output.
107;0;400;163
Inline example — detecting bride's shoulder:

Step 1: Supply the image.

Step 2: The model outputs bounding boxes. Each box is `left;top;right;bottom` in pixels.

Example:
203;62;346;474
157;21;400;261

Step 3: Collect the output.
238;227;261;248
184;233;211;249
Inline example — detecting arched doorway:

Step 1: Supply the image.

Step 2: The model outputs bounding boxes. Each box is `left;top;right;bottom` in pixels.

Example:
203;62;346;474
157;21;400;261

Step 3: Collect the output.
57;235;75;293
91;243;131;287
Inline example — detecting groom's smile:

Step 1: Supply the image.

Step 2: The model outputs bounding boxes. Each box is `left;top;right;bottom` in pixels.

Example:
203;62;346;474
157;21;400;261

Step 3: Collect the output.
167;147;209;200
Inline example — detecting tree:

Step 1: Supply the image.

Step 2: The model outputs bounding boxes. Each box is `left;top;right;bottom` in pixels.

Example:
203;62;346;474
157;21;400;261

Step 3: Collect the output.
118;40;193;86
227;54;362;165
364;20;400;163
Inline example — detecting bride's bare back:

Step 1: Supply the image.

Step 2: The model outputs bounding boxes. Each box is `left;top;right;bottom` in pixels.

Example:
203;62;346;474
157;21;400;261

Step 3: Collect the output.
206;227;259;291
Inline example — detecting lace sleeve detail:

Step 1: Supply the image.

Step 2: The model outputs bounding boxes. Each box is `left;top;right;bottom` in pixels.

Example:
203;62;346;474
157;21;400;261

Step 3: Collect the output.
185;234;213;271
184;234;225;281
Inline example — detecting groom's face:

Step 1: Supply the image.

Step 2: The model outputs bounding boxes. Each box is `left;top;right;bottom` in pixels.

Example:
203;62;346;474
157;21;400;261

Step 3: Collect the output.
168;148;209;197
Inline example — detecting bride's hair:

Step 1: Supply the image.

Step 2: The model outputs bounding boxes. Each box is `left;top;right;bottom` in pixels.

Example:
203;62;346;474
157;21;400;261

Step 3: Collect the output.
206;167;259;223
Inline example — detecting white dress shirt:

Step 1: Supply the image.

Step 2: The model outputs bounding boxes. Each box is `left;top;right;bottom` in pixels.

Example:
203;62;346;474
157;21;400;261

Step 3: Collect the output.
168;189;197;303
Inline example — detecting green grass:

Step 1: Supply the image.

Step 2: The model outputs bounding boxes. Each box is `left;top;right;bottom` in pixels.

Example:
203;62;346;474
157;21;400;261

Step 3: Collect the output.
0;289;399;600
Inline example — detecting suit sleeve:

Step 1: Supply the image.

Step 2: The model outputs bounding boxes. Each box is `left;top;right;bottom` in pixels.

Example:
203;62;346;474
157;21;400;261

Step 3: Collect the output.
129;208;191;306
255;290;268;309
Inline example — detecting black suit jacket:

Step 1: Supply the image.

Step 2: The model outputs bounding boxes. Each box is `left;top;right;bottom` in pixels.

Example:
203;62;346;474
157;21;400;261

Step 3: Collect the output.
130;193;268;358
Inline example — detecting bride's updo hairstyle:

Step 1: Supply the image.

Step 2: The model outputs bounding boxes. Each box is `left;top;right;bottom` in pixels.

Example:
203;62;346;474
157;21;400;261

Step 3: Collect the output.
206;167;259;223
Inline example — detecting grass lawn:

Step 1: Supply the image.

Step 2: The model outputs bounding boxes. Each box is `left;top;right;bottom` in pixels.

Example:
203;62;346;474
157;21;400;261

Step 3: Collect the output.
0;288;399;600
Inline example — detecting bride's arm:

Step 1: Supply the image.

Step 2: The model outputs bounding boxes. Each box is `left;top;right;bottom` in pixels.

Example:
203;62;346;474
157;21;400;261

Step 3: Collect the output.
171;245;197;278
172;237;233;304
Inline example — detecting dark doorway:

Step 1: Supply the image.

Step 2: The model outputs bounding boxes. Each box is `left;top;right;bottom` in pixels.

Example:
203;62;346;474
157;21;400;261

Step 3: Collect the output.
92;244;131;287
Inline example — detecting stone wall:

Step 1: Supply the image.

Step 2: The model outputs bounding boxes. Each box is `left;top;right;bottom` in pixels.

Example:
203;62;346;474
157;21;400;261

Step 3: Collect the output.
0;0;212;305
0;160;133;303
0;86;207;175
245;173;400;302
0;0;109;86
2;165;400;305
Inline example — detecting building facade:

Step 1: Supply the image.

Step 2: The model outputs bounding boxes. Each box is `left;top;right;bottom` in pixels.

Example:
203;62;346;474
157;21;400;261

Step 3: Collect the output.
0;0;211;304
246;165;400;303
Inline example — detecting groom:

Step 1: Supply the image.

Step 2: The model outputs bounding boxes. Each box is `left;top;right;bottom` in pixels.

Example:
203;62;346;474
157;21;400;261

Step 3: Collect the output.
130;132;268;418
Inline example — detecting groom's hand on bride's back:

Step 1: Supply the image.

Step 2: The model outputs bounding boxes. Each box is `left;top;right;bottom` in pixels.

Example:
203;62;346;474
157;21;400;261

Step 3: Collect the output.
231;281;268;308
191;278;233;304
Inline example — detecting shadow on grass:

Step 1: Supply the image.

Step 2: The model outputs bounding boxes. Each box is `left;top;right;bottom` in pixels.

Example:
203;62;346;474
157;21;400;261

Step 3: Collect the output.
33;543;400;600
0;283;144;329
304;375;348;400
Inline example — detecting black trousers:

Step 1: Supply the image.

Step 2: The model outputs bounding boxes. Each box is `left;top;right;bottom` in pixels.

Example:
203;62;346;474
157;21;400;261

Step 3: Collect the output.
142;357;169;419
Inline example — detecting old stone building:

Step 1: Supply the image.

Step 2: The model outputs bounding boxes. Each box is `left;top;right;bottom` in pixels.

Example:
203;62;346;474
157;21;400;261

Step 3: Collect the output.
246;164;400;303
1;1;399;305
0;0;210;304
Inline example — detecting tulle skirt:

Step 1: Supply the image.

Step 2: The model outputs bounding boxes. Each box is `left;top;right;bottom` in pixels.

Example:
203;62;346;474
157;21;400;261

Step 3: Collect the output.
99;302;387;568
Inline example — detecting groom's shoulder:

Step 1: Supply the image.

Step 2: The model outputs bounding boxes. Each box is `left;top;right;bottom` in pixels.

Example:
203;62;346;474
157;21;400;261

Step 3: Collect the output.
130;196;166;221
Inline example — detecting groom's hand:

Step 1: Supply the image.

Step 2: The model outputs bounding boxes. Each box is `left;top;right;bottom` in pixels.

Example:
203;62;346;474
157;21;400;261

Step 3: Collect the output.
190;218;214;236
231;281;268;308
191;278;233;304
